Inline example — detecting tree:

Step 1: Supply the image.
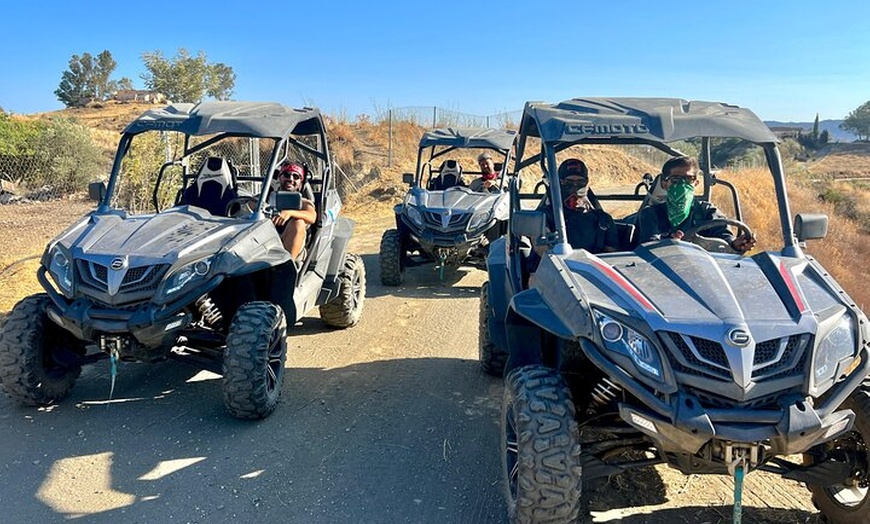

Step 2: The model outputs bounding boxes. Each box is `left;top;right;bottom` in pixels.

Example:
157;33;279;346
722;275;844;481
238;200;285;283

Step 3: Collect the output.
841;101;870;141
117;77;134;91
141;48;235;103
54;50;118;107
812;113;820;141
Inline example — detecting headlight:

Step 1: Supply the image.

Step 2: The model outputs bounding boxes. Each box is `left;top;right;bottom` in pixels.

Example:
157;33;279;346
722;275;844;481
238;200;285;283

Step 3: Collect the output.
162;256;214;298
467;209;492;232
595;311;663;380
813;315;856;386
47;245;74;294
405;205;424;227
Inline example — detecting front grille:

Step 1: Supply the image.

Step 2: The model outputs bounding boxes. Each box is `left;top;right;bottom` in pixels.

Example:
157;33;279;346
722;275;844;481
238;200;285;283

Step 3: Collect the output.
689;336;728;367
76;261;169;294
665;332;731;381
752;334;811;380
422;211;469;230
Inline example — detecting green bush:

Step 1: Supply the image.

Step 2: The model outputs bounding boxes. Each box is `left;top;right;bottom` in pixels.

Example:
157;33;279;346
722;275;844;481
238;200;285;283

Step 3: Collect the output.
30;117;106;195
0;115;106;196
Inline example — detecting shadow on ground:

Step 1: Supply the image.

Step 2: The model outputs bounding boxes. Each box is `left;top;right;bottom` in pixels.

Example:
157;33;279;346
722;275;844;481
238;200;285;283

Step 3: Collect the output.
360;253;484;300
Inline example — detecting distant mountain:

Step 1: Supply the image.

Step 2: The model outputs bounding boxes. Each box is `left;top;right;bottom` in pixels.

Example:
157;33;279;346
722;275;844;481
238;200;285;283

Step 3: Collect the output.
764;119;856;143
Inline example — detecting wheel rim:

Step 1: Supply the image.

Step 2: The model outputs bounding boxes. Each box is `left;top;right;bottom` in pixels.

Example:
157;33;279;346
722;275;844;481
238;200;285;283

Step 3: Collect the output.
350;268;362;311
824;430;870;508
265;323;286;394
504;396;520;502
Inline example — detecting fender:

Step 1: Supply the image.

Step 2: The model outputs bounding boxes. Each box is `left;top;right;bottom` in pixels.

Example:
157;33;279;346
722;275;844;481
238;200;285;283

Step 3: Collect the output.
324;216;355;278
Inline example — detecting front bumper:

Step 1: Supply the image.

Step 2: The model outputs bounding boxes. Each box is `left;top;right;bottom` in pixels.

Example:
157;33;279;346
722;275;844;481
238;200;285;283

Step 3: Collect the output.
39;267;218;350
580;338;863;460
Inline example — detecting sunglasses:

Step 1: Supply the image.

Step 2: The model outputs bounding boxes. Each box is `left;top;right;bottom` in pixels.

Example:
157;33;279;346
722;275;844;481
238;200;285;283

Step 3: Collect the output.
667;175;697;183
281;172;303;180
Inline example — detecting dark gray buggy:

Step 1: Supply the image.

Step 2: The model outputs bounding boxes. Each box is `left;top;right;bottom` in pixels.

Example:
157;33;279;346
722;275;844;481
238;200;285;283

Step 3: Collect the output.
378;127;517;285
0;101;366;420
481;97;870;523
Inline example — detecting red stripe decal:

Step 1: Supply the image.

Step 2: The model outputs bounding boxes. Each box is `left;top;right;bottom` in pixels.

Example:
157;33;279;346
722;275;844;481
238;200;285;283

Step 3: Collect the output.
588;256;656;312
778;260;807;313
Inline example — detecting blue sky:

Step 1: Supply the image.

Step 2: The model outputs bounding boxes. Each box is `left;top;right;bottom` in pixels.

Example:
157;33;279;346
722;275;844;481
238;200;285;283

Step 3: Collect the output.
1;0;867;122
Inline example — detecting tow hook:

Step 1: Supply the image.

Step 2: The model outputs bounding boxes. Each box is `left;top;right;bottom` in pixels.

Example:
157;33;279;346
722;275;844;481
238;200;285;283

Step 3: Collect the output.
99;335;128;400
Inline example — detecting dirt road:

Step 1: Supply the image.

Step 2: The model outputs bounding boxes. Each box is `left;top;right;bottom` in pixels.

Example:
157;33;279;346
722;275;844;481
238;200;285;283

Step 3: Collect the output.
0;208;825;523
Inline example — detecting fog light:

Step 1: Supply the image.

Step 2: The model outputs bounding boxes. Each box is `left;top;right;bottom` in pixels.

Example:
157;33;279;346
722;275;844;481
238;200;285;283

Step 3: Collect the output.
630;412;657;434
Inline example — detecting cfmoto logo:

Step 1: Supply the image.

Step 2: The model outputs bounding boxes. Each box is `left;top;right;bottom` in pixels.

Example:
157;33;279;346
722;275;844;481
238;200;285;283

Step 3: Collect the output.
110;257;126;271
727;328;751;347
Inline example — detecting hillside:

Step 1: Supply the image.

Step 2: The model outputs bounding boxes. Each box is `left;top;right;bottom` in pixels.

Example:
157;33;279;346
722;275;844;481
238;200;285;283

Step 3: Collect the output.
765;119;855;142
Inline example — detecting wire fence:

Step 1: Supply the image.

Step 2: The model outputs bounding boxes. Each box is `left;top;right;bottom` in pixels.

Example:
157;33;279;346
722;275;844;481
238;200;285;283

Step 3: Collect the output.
378;106;523;130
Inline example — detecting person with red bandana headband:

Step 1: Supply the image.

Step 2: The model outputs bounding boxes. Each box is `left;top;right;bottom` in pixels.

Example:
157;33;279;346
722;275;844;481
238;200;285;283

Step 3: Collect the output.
469;152;501;192
270;161;317;259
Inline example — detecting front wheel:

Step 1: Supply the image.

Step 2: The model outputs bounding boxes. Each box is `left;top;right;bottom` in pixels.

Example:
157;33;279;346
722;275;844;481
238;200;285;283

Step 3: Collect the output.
0;294;84;406
806;383;870;524
503;365;582;524
319;253;366;328
222;302;287;420
479;281;507;376
379;228;404;286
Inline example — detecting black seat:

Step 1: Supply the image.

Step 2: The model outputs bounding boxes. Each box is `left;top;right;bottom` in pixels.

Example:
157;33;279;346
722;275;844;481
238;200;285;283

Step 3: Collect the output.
181;157;239;216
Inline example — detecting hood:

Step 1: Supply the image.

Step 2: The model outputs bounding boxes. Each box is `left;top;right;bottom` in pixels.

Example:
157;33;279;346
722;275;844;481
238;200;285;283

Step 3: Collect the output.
57;208;250;263
411;187;504;214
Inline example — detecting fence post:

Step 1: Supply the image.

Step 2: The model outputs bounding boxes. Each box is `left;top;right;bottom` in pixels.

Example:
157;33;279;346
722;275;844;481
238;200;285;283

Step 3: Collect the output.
433;107;437;128
388;109;393;168
486;116;490;128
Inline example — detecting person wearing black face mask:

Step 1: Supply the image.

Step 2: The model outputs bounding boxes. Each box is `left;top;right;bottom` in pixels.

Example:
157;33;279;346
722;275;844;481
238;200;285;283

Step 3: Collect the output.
527;158;619;278
553;158;618;253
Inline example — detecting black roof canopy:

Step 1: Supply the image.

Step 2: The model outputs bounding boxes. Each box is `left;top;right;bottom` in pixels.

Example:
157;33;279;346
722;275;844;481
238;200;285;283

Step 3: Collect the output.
520;97;779;145
123;101;324;138
418;127;518;151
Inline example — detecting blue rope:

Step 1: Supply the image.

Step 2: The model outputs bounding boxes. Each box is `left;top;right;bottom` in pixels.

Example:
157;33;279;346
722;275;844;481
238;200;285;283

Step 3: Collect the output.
733;463;744;524
108;348;118;402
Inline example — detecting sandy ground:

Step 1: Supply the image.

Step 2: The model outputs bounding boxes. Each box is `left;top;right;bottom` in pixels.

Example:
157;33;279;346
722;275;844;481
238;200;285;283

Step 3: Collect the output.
0;201;828;523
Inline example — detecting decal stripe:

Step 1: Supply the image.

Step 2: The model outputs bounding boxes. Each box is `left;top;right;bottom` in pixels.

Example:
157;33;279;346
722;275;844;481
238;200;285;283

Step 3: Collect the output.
778;260;807;313
588;256;657;312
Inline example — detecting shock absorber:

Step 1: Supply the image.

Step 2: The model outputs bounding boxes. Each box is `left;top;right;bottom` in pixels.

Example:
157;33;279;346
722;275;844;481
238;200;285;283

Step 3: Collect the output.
587;377;623;414
195;294;223;327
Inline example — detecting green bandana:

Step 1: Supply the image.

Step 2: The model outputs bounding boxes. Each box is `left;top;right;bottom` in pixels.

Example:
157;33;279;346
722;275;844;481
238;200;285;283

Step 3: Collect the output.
666;182;694;228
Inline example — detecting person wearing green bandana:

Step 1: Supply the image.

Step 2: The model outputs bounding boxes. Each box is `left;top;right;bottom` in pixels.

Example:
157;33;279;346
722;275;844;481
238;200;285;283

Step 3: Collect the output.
635;156;757;253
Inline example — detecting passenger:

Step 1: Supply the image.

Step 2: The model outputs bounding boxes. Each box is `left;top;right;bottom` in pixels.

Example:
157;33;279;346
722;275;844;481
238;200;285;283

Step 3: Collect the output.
551;158;618;253
271;162;317;259
528;158;618;276
468;152;500;193
635;156;756;253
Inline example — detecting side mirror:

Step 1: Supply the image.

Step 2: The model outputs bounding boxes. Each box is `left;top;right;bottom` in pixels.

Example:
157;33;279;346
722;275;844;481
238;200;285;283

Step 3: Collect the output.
511;210;546;239
88;181;106;202
402;173;414;185
275;191;303;211
794;213;828;241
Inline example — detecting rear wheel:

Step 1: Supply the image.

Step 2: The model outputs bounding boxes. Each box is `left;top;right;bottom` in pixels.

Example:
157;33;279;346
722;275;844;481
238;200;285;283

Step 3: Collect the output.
222;302;287;420
320;253;366;328
503;365;583;524
0;294;84;406
806;383;870;524
379;228;404;286
479;281;507;376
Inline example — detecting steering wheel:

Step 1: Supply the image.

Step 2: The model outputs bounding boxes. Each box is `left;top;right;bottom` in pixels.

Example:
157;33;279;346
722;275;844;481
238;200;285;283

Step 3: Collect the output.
681;218;754;254
225;196;260;218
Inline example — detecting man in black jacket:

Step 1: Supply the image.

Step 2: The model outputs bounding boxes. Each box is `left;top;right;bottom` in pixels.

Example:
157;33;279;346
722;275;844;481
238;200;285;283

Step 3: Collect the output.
636;156;756;253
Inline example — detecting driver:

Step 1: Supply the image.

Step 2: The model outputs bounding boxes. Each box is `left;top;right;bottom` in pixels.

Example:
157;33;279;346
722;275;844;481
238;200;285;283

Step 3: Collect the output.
635;156;756;253
271;162;317;259
468;152;500;193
